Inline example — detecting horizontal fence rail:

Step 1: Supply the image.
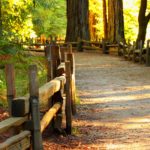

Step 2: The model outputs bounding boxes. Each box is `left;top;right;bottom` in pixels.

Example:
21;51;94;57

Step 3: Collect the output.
0;43;76;150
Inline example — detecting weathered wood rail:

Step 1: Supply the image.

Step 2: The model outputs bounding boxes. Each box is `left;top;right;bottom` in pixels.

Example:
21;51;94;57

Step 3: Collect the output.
23;38;122;55
0;44;76;150
23;39;103;53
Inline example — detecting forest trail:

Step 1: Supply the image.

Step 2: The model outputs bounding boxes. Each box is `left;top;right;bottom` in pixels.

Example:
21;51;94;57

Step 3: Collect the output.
44;52;150;150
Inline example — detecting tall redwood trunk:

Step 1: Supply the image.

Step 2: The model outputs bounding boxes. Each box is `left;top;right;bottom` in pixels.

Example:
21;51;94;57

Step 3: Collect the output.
66;0;90;42
108;0;115;42
107;0;125;43
89;11;96;40
115;0;125;42
136;0;150;47
103;0;108;40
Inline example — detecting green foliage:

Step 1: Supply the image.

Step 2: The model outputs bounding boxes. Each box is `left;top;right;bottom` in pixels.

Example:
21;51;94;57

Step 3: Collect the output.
123;0;150;41
1;0;34;41
0;72;6;89
0;39;22;55
32;0;66;37
0;53;47;106
0;69;7;106
123;0;139;41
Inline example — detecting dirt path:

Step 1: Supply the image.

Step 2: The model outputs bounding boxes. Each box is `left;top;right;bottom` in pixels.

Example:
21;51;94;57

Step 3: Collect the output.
44;52;150;150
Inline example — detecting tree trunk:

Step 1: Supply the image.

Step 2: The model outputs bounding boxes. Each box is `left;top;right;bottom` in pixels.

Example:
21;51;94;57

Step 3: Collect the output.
89;11;96;40
107;0;125;43
136;22;148;47
108;0;115;42
66;0;90;42
103;0;108;40
115;0;125;43
136;0;150;47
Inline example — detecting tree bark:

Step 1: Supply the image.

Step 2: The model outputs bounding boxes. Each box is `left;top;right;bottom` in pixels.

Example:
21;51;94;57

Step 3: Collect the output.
107;0;125;43
89;11;96;40
66;0;90;42
108;0;115;42
136;0;150;47
103;0;108;40
115;0;125;43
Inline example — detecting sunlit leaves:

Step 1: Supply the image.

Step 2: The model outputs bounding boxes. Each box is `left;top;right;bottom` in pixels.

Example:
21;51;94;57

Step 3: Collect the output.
32;0;66;37
123;0;139;41
1;0;33;41
89;0;102;40
123;0;150;41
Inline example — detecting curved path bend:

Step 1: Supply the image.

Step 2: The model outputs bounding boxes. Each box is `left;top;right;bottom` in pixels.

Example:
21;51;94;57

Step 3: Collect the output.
44;52;150;150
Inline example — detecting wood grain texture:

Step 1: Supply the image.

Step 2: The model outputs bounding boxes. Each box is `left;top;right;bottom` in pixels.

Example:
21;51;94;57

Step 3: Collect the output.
0;117;28;134
65;61;72;134
0;131;31;150
40;102;61;133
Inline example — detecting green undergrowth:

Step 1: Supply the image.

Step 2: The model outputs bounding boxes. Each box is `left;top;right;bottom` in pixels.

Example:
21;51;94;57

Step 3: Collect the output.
0;52;47;107
72;127;80;135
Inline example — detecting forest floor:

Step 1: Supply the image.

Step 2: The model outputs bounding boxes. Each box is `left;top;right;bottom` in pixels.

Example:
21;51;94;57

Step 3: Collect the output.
44;52;150;150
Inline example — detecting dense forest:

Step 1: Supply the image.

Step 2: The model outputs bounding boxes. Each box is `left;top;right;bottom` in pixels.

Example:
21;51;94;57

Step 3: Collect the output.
0;0;150;48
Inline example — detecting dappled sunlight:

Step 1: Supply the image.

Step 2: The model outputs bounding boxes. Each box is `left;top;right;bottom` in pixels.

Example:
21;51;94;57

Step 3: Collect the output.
74;52;150;149
73;117;150;149
74;116;150;129
125;117;150;123
123;117;150;129
76;63;113;69
80;93;150;104
83;84;150;95
78;84;150;105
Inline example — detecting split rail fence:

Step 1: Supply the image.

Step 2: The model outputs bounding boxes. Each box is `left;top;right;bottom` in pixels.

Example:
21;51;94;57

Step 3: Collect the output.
23;38;123;55
0;44;76;150
117;40;150;66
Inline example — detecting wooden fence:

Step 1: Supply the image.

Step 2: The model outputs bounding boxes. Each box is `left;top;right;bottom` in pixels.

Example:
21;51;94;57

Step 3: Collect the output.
0;44;76;150
23;39;121;55
117;40;150;66
23;39;103;53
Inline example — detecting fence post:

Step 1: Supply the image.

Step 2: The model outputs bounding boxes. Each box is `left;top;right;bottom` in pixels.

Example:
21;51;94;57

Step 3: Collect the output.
50;44;61;78
59;46;65;62
77;38;83;52
45;44;61;79
66;47;76;115
29;65;43;150
102;39;107;54
133;41;137;62
68;44;72;53
146;40;150;66
65;61;72;134
60;46;67;62
45;44;61;132
139;40;143;63
5;64;16;116
45;46;52;81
